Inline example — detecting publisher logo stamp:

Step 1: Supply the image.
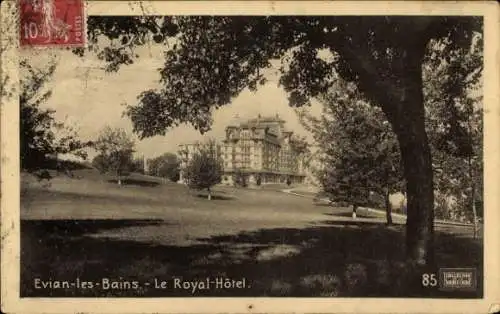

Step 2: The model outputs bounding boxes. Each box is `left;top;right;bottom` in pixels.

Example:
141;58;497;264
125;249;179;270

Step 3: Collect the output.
439;268;477;291
20;0;85;47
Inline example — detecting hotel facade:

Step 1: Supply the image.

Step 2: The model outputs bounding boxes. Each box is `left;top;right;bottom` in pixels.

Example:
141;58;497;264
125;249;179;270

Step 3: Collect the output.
178;114;307;186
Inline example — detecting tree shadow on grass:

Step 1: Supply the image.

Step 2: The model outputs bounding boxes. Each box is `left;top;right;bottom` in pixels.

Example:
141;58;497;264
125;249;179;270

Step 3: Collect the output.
312;202;336;207
107;178;159;187
20;219;482;298
324;212;375;219
194;194;234;201
22;219;166;237
318;220;396;227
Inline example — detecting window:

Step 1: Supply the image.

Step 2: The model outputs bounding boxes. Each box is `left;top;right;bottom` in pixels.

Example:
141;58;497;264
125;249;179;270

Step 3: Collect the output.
241;143;251;168
241;130;250;139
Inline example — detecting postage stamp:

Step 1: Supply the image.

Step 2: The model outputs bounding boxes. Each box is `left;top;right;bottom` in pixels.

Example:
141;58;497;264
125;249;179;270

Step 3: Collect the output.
1;1;499;313
19;0;85;47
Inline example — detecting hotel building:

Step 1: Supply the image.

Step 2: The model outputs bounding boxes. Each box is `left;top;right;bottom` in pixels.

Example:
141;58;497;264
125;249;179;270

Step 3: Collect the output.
178;114;307;185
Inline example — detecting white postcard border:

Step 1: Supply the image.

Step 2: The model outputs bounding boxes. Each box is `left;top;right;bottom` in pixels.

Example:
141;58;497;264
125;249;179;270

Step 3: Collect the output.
2;1;499;313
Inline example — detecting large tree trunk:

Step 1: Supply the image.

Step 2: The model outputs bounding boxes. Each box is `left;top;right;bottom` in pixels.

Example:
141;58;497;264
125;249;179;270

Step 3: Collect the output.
468;155;478;239
382;66;435;266
333;24;436;265
471;187;478;239
385;187;393;225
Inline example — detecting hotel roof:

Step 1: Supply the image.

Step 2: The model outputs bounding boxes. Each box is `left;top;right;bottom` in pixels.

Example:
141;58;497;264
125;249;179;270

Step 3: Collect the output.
228;114;288;130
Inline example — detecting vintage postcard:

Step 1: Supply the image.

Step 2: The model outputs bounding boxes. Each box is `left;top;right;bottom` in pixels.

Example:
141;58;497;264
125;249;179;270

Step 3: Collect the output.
1;1;499;313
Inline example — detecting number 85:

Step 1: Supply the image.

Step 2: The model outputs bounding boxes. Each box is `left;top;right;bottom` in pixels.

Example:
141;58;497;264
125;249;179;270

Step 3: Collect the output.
422;273;438;287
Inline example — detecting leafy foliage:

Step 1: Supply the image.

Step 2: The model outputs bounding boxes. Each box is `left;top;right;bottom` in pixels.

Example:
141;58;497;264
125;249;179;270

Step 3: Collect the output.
183;141;223;198
93;126;135;183
148;152;181;182
423;34;483;224
306;33;483;225
1;1;19;100
289;135;310;154
81;16;479;136
20;60;90;172
307;80;403;217
288;134;312;170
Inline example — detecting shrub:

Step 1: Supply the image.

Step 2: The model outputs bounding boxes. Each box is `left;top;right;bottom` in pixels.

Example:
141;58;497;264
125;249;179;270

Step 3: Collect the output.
148;152;180;182
256;174;262;186
184;146;223;200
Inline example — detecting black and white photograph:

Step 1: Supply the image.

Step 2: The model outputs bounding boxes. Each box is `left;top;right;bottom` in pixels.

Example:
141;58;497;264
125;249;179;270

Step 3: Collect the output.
1;1;499;313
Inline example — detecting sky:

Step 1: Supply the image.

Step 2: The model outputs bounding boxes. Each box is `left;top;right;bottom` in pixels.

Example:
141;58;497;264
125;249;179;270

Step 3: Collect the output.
22;43;322;160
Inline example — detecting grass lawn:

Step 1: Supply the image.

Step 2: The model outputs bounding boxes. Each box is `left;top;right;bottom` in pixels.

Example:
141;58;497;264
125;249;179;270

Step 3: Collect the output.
20;169;483;297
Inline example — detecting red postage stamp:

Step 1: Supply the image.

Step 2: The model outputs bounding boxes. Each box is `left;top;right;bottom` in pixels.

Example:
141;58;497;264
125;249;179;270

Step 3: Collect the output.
19;0;85;47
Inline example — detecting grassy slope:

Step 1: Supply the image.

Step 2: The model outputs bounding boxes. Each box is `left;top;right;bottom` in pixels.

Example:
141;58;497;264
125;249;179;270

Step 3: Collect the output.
20;169;483;298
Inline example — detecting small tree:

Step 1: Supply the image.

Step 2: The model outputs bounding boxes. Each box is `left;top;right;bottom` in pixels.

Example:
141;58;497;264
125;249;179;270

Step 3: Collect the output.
148;152;180;182
183;143;223;200
93;126;135;185
305;80;404;222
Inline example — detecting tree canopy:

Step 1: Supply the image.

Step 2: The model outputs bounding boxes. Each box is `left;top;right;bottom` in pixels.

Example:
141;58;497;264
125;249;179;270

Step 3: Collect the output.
93;126;135;184
183;141;223;199
304;79;403;224
82;16;480;134
20;59;90;172
423;34;483;233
